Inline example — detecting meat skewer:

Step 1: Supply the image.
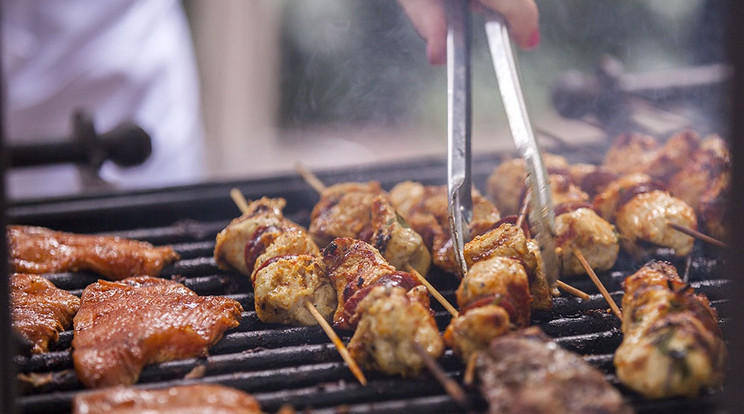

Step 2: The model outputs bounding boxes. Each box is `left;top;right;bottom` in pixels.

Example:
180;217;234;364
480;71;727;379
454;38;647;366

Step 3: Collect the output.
8;225;179;280
294;164;459;317
222;190;366;385
614;260;726;398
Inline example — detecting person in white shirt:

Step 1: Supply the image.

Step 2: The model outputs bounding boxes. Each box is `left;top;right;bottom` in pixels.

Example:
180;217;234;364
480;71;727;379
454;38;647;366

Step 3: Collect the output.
3;0;205;199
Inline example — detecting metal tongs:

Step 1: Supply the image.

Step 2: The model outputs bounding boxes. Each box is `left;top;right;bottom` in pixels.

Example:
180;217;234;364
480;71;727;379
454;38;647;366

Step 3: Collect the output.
446;2;560;288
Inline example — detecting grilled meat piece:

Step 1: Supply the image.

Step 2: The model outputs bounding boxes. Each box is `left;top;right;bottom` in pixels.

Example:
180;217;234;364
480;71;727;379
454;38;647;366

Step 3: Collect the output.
8;225;179;280
309;182;432;275
614;261;725;399
309;181;385;246
323;237;443;375
72;276;242;388
369;195;431;275
388;181;501;274
593;173;696;257
444;256;531;360
478;327;633;414
555;207;619;276
72;384;261;414
11;273;80;354
322;237;430;330
214;197;336;325
485;154;570;216
604;130;699;181
698;171;729;242
349;286;444;377
464;223;551;310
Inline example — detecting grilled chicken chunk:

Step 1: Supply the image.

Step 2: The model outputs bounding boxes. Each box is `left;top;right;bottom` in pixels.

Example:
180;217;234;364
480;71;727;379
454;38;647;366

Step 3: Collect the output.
8;225;179;280
555;207;619;276
593;173;696;257
464;223;551;310
72;276;242;388
485;154;571;216
73;384;261;414
444;256;531;360
309;181;385;247
614;261;725;399
388;181;500;274
214;197;336;325
349;285;444;377
309;182;431;275
323;237;443;375
478;327;633;414
11;273;80;354
369;195;431;275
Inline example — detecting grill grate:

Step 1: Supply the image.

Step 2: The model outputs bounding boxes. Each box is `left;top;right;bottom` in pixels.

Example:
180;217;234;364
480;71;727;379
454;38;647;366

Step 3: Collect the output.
9;155;729;414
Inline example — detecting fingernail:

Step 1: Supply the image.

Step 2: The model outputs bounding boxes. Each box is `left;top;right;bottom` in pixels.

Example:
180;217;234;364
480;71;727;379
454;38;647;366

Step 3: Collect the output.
527;29;540;49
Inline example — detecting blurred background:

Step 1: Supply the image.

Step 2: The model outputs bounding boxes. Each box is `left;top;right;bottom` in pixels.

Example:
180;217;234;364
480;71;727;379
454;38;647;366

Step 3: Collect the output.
3;0;726;199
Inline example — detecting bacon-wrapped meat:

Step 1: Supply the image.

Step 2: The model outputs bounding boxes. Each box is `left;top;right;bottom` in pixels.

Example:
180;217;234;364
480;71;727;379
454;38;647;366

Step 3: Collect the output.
444;256;531;360
614;261;726;399
309;182;431;275
214;197;336;325
603;130;699;181
593;173;697;257
322;237;443;376
388;181;501;274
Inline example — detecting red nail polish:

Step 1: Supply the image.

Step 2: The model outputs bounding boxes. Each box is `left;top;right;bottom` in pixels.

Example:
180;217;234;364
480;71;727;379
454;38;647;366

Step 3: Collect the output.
527;29;540;49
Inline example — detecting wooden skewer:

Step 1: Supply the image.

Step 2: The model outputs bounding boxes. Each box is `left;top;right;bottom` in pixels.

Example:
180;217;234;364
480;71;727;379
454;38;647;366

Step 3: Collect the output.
668;222;729;249
574;249;622;320
412;342;469;409
293;162;459;317
463;352;479;386
556;280;591;300
230;188;367;386
305;301;367;386
407;265;458;317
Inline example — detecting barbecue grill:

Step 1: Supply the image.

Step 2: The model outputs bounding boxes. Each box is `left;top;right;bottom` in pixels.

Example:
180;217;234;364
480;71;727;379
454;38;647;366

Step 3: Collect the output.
2;3;743;414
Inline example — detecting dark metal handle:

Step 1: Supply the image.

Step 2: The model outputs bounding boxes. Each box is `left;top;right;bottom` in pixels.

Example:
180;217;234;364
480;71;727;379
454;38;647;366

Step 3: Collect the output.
8;110;152;170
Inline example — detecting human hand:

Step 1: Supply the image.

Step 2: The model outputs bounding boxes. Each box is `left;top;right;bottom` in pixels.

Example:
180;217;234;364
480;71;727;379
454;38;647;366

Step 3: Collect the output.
398;0;539;65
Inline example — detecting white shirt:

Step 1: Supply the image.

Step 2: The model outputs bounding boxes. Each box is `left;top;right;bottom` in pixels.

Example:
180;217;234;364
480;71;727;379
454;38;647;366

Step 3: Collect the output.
3;0;206;199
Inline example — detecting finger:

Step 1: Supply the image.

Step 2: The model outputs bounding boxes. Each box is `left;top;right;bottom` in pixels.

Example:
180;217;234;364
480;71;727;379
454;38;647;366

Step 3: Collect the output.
398;0;448;64
477;0;539;49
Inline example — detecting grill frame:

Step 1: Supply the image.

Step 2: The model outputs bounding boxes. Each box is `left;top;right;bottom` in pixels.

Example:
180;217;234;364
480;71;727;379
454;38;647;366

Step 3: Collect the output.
4;152;732;414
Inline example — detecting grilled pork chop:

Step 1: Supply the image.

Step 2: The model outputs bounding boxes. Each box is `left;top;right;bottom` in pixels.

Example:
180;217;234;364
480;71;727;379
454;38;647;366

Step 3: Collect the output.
73;384;261;414
8;225;180;280
11;273;80;353
72;276;242;388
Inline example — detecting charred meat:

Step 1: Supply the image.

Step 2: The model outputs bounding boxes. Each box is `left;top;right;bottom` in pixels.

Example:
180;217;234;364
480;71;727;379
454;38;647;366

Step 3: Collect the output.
478;327;633;414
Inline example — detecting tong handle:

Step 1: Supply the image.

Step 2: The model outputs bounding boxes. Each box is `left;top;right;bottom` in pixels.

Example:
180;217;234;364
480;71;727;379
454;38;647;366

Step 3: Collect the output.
446;0;473;278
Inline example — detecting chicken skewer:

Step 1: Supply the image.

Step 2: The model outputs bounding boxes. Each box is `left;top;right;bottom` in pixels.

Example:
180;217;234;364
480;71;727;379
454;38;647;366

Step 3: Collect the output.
225;188;367;385
614;260;726;398
294;164;459;317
